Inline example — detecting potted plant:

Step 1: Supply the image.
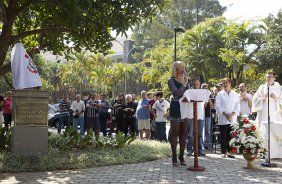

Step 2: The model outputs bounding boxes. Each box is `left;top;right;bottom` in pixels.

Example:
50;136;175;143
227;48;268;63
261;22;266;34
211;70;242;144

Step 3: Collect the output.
230;115;267;169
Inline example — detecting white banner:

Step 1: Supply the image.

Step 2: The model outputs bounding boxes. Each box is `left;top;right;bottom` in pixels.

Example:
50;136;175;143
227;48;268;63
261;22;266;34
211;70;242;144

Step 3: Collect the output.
11;43;42;89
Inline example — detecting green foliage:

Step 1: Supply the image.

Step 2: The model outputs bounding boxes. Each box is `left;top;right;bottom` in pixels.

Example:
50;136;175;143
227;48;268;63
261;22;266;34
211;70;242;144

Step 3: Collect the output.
179;17;227;82
58;51;114;94
0;127;12;150
0;140;170;173
0;0;167;76
4;10;280;98
89;132;135;149
49;127;135;151
49;127;94;151
141;40;173;97
38;12;282;99
219;20;265;86
114;131;136;148
132;0;226;59
256;10;282;83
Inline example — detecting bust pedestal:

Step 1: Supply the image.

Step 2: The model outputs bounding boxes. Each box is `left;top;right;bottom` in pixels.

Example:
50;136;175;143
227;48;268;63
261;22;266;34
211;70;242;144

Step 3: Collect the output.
12;90;49;154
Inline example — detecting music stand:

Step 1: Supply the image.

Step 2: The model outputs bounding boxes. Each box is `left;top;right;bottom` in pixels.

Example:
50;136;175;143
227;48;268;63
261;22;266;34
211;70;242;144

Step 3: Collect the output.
183;89;210;172
261;84;277;167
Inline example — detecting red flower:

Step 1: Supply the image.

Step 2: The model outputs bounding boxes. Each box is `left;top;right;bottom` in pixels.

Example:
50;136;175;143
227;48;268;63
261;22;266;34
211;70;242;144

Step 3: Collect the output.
251;125;256;131
243;149;248;154
232;132;237;138
244;128;249;134
243;118;249;124
231;147;237;153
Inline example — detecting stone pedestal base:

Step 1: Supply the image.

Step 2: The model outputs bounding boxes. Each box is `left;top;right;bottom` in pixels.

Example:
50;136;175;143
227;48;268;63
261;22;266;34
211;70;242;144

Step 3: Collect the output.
12;126;48;154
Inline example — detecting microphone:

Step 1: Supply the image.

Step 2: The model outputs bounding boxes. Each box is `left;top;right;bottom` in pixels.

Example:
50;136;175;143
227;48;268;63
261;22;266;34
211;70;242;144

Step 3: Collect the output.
184;70;188;76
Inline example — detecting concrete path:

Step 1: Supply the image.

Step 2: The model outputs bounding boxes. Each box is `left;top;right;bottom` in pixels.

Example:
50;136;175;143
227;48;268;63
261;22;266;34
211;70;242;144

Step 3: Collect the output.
1;153;281;184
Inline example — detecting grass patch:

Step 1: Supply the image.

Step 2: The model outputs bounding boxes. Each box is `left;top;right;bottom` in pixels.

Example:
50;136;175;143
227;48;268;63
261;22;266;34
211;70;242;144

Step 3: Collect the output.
0;140;171;173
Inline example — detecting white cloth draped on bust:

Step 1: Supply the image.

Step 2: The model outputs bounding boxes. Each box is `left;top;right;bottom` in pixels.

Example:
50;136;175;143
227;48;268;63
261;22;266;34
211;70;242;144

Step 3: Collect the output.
179;89;210;120
252;82;282;129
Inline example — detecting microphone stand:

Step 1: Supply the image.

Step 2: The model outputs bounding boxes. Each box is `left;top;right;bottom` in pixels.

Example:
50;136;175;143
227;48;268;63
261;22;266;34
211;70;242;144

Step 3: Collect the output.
261;84;277;167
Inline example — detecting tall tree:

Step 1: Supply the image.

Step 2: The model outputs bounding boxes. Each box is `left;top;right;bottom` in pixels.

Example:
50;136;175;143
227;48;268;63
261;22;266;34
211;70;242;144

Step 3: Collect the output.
178;16;227;82
132;0;226;52
0;0;167;76
256;10;282;83
219;20;265;86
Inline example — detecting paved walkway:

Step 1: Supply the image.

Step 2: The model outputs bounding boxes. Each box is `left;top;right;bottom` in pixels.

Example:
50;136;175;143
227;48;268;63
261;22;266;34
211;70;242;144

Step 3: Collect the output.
1;153;281;184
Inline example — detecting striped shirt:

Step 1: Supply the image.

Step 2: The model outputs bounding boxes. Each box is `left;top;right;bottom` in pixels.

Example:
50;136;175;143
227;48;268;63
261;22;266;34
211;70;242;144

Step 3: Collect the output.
112;100;124;117
86;99;99;118
59;99;71;116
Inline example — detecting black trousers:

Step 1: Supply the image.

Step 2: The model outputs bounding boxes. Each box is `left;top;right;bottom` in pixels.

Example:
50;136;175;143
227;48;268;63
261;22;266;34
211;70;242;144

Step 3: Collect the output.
123;116;136;136
115;114;124;133
219;124;232;154
3;113;12;129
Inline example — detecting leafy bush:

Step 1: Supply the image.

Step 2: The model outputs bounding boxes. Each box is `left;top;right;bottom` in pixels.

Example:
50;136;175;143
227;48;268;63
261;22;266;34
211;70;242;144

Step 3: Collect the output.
49;126;95;150
95;131;136;148
49;127;136;150
0;140;171;173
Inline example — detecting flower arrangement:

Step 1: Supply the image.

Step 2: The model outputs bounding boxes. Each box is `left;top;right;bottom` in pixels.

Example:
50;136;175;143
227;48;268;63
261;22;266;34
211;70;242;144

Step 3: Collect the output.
230;115;267;156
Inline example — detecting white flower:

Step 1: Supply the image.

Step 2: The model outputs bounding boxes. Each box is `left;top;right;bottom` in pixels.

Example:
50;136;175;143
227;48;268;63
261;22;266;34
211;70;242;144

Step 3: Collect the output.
233;123;239;130
241;136;247;144
243;123;252;128
239;131;245;139
250;149;256;154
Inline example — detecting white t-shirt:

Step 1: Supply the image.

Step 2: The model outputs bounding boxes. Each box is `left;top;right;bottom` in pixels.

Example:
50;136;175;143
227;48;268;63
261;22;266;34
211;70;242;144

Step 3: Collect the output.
152;99;170;122
71;100;86;117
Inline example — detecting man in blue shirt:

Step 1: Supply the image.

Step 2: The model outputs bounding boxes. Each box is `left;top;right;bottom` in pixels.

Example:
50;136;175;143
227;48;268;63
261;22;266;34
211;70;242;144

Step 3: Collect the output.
136;91;150;139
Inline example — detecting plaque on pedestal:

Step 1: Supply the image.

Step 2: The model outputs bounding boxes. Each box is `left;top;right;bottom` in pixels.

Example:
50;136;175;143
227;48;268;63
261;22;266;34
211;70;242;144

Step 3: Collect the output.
12;90;49;154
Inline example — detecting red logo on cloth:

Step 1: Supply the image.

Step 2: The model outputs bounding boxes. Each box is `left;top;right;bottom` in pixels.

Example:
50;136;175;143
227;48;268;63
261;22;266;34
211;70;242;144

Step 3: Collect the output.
25;53;38;74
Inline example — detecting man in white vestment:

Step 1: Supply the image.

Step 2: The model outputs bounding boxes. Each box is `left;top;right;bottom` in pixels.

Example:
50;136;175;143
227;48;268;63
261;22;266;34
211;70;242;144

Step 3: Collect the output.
252;71;282;129
252;71;282;161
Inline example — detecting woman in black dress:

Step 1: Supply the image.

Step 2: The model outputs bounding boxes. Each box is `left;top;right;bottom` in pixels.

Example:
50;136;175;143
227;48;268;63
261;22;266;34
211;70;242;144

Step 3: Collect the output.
168;61;189;166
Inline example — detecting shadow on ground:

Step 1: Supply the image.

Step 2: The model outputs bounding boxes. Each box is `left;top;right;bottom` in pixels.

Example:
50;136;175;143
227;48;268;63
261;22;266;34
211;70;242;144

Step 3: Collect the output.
0;152;281;184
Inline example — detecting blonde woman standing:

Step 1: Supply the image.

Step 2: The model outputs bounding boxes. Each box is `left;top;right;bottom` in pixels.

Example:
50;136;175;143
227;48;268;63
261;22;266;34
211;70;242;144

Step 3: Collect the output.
168;61;189;166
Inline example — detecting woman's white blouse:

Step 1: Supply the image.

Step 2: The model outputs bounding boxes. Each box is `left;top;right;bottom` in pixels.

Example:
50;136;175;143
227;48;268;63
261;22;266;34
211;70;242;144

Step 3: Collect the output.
216;90;240;125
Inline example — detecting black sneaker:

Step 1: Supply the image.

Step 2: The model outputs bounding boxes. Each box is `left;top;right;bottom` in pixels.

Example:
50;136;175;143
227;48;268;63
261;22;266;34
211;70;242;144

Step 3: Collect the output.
187;152;193;157
199;153;206;157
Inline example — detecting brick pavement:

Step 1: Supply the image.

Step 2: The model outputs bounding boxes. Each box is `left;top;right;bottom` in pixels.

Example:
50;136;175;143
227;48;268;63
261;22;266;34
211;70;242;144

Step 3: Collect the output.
0;153;281;184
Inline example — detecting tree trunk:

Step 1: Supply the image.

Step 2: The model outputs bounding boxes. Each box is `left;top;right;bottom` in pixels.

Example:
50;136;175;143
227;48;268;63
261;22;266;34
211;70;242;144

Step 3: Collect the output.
0;0;17;76
237;64;244;85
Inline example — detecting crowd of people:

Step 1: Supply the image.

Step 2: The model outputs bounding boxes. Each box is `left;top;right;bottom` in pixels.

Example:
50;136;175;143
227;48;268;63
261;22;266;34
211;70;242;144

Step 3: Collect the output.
53;60;268;167
168;61;282;166
1;61;280;167
56;90;171;141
